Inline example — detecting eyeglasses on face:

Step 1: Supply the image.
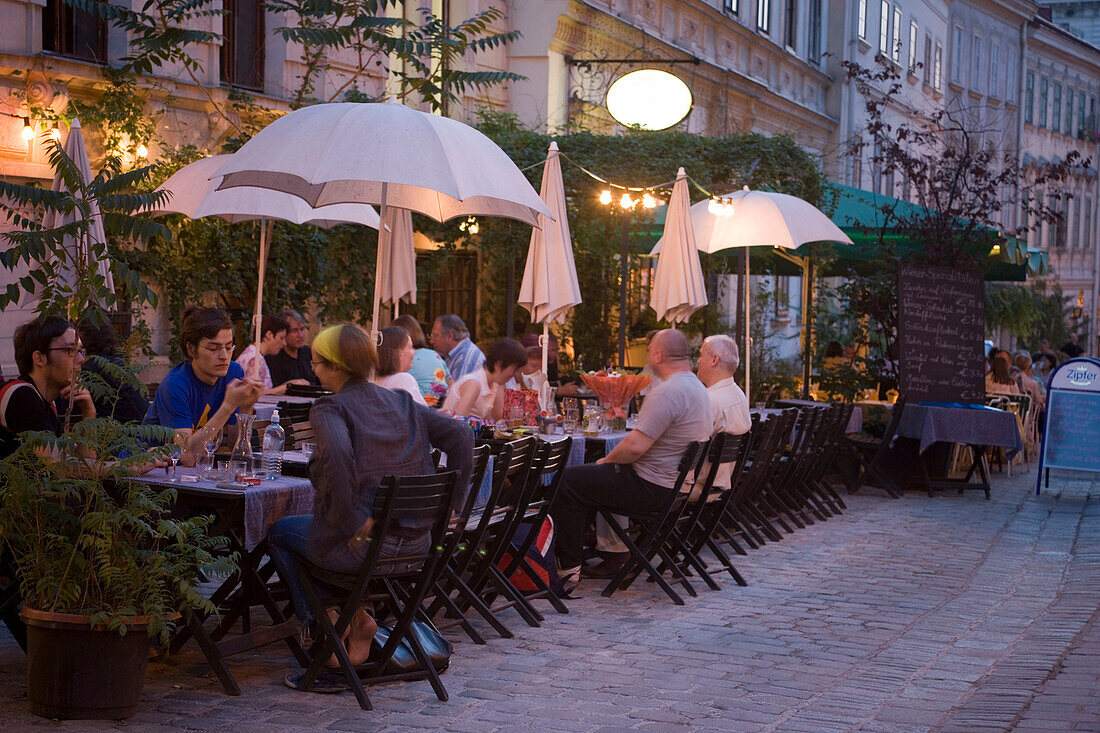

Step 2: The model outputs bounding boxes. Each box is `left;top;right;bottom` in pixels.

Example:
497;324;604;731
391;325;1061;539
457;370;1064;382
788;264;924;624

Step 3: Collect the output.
49;346;87;358
200;343;235;355
311;360;329;370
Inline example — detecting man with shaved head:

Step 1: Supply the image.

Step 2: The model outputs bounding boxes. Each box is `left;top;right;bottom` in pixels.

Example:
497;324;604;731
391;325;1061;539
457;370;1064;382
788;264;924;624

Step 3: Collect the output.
551;329;711;587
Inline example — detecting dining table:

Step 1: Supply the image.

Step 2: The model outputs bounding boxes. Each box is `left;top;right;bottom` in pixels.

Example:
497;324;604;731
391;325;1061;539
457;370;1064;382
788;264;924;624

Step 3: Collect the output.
772;398;864;434
143;465;314;695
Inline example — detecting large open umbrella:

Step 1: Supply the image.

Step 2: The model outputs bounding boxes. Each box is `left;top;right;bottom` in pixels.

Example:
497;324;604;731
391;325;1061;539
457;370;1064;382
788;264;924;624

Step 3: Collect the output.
45;119;114;301
212;102;552;335
518;142;581;375
650;167;707;326
653;186;852;397
154;154;380;376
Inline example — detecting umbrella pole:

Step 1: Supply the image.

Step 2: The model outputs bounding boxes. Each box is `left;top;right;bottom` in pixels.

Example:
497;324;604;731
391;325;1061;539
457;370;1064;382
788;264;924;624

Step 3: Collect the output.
542;322;549;375
744;249;751;400
372;184;388;338
252;219;269;381
619;214;629;368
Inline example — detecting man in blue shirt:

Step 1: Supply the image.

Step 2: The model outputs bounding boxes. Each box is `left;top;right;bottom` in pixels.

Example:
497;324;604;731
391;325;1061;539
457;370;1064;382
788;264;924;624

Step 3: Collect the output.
144;307;262;464
430;314;485;382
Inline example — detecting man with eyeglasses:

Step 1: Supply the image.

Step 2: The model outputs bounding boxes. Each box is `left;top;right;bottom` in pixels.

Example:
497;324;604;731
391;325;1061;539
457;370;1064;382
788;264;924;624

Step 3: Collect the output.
266;309;321;387
144;306;262;464
0;316;95;459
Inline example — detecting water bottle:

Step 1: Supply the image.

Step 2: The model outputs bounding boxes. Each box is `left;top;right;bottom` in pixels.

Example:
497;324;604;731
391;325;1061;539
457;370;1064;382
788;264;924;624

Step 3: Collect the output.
261;410;285;480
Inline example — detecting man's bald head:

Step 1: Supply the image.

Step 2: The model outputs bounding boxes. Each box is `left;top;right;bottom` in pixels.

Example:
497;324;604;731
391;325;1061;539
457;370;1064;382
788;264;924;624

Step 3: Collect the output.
647;329;693;378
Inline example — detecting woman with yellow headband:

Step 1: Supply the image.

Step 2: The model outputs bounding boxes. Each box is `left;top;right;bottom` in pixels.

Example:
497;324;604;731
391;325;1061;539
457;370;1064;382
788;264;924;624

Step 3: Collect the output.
266;323;474;690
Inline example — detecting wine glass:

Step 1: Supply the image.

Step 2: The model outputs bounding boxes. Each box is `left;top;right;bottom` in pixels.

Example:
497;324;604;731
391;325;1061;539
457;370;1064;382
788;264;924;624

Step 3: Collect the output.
167;435;184;482
201;425;223;478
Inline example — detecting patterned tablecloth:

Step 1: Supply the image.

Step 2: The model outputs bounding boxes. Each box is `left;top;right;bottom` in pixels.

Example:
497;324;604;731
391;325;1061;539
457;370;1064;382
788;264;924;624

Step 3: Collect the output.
143;465;314;551
896;404;1023;456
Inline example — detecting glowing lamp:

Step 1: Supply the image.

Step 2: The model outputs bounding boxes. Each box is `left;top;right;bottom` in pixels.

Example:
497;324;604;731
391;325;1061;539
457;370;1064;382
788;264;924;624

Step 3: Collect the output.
599;189;613;205
21;117;33;141
619;193;634;210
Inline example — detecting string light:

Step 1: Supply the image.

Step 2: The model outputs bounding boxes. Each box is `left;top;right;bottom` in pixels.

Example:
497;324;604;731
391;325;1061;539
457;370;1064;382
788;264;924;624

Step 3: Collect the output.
619;193;634;210
641;192;658;209
458;216;479;235
21;117;33;141
598;189;613;205
135;143;148;158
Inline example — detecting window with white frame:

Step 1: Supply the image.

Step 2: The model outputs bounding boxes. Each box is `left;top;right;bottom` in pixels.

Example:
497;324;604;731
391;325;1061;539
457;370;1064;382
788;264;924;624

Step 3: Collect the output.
880;0;890;56
923;34;932;85
1039;76;1049;128
934;42;942;89
951;26;964;84
990;43;1000;98
724;0;739;14
971;35;982;92
1078;92;1087;137
1025;70;1034;124
784;0;798;49
807;0;822;63
891;7;902;63
908;21;918;72
1065;87;1074;135
757;0;770;34
858;0;867;40
1053;83;1062;133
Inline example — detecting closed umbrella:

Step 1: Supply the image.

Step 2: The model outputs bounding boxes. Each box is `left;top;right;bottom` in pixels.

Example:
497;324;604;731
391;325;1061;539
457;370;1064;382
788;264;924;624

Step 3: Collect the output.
518;142;581;375
652;186;853;397
376;206;417;315
212;102;552;334
650;167;707;325
154;154;380;377
44;119;114;301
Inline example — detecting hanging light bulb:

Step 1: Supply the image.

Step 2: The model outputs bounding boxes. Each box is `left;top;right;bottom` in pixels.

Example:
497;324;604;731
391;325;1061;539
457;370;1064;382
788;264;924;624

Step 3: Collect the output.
619;193;634;210
708;197;721;216
135;143;148;158
642;192;657;209
599;189;613;206
48;124;61;142
21;117;33;141
723;200;736;217
467;217;479;235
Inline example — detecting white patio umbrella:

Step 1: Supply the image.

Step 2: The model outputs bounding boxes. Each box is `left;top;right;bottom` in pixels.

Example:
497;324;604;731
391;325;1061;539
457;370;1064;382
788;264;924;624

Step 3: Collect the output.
652;186;853;397
154;154;380;377
376;206;417;316
518;142;581;375
212;102;553;334
45;119;114;301
650;167;707;326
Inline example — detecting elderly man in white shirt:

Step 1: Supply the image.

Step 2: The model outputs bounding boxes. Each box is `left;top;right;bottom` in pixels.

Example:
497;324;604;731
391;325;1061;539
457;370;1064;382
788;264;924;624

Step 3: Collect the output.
692;334;752;497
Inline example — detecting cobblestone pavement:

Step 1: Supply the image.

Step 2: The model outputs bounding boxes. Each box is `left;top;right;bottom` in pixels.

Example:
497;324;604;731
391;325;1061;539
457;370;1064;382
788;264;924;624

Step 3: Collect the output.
1;468;1097;732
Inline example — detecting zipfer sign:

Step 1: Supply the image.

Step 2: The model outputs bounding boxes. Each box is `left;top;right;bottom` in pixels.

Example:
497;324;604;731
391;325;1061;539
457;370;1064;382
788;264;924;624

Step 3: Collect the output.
1037;357;1100;493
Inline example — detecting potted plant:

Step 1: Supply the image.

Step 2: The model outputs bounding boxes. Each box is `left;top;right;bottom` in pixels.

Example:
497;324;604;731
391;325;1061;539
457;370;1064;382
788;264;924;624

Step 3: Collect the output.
0;129;235;719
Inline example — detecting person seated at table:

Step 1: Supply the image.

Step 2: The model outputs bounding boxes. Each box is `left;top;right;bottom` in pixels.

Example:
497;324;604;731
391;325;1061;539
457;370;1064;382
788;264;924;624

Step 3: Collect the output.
75;317;149;423
392;315;449;407
550;329;711;587
374;326;427;406
265;323;473;680
520;332;559;383
143;307;263;465
237;314;311;396
505;346;546;390
431;314;484;382
266;309;321;388
985;352;1021;396
1014;353;1045;411
442;338;527;421
822;341;846;371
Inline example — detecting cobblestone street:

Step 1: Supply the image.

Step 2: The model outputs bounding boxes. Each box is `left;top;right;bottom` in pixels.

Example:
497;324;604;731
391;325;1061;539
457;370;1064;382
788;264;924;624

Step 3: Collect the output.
1;467;1097;732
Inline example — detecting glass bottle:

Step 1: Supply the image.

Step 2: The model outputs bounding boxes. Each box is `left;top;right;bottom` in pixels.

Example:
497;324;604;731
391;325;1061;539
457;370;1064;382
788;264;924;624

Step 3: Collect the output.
229;413;256;480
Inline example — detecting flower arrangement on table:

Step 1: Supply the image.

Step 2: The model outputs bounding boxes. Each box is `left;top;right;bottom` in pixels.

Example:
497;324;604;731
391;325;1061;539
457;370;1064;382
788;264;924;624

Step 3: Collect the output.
579;370;651;427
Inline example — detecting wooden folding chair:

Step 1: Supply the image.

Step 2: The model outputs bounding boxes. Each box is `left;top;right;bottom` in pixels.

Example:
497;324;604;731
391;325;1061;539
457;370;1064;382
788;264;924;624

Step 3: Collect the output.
597;440;708;606
290;470;459;710
845;396;907;497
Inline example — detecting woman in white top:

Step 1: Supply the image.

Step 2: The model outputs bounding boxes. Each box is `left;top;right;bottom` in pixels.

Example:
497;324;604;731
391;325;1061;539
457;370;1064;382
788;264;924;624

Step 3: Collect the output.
442;338;527;420
374;326;427;406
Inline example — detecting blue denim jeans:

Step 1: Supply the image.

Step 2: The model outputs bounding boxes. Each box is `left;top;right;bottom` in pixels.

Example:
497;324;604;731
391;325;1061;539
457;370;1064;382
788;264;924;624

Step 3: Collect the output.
267;515;430;624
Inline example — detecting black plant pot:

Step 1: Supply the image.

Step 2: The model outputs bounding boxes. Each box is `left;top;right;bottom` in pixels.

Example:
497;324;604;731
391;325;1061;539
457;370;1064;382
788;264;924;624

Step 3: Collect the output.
22;607;150;720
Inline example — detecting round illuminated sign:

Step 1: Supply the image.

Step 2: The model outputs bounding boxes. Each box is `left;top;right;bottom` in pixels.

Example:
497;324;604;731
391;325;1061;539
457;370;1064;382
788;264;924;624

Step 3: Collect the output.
606;70;693;130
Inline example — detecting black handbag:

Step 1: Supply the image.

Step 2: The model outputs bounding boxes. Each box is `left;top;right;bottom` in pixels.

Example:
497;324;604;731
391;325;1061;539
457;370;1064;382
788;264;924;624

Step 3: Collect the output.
369;620;452;674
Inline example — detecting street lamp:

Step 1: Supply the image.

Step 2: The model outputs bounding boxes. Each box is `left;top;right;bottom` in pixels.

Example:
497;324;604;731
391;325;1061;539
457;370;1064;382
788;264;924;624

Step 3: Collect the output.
598;186;661;367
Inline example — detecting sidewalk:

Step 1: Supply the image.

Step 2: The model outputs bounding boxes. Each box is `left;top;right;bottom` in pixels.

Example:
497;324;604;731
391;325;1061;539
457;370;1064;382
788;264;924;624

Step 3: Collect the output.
0;467;1096;731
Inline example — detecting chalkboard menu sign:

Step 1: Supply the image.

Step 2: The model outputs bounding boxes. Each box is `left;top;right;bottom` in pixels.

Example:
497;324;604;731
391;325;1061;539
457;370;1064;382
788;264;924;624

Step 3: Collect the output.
1038;357;1100;493
897;264;985;403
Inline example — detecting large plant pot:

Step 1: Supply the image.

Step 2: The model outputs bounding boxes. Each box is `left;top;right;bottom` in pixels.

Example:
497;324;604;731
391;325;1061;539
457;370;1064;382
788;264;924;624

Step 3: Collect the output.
22;607;151;720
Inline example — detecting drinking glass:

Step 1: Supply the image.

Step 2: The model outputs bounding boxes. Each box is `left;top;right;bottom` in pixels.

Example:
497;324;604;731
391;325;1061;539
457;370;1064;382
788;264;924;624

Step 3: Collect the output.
201;425;222;479
167;435;184;482
301;442;316;459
